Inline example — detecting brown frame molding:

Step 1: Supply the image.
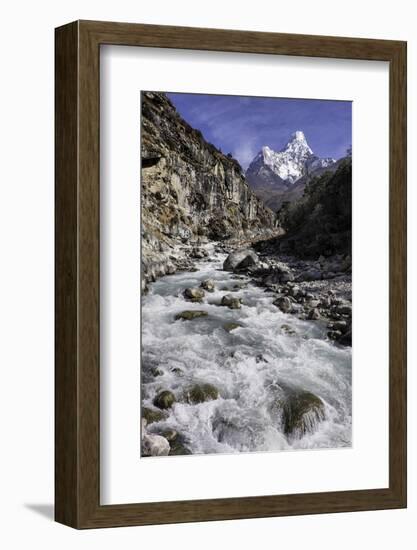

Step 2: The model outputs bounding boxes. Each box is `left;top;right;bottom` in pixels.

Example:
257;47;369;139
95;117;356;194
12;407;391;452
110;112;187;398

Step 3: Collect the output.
55;20;407;529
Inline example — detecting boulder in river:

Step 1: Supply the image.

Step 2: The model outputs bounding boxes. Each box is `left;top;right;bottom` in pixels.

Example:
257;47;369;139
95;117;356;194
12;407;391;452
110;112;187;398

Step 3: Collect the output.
183;287;205;302
273;296;292;313
223;322;243;332
142;433;170;457
168;432;192;456
221;294;242;309
200;279;215;292
223;249;259;272
175;310;208;321
153;390;176;409
338;327;352;346
263;266;294;285
142;407;168;424
299;269;322;281
185;383;219;404
281;390;326;438
328;320;348;333
190;247;208;259
308;308;321;320
335;303;352;316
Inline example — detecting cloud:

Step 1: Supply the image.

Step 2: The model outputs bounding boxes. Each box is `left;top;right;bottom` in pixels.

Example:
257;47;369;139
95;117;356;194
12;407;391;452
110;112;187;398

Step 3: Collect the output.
232;140;259;170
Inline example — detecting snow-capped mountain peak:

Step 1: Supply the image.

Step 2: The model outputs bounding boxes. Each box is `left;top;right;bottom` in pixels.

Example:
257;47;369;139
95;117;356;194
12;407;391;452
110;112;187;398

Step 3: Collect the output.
284;131;313;156
246;130;336;187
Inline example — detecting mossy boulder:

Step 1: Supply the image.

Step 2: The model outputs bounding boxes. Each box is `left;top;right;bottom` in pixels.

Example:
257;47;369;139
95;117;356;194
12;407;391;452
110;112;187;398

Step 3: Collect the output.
168;432;192;455
153;390;176;409
200;279;215;292
223;322;243;332
183;287;205;302
185;383;219;404
282;391;326;437
161;429;178;442
175;310;208;321
221;294;241;309
273;296;292;313
142;407;168;425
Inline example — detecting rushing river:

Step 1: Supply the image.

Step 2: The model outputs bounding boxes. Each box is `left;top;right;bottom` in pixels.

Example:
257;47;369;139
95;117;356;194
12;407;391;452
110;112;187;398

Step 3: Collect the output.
141;245;352;455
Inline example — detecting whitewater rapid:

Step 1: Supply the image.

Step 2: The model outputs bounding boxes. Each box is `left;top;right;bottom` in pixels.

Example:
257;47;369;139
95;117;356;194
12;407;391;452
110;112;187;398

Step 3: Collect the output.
141;246;352;455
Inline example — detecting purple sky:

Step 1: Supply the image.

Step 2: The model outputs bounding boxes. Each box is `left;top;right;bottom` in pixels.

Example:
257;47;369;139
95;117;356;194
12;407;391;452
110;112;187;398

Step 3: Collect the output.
167;92;352;170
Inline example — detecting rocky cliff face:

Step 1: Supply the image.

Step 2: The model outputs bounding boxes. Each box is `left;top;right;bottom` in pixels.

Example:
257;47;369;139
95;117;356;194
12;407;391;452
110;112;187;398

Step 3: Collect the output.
141;92;276;287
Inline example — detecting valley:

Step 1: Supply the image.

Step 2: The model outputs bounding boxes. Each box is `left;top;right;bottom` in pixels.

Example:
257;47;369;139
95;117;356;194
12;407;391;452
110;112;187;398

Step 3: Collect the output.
140;91;352;457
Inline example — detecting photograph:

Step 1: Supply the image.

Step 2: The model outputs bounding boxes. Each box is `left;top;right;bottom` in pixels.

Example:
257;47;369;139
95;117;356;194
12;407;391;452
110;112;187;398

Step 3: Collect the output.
140;91;353;457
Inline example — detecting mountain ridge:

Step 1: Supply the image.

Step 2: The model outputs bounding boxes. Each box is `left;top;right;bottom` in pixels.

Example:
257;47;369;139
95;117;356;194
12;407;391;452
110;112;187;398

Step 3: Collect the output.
246;130;336;190
245;131;346;211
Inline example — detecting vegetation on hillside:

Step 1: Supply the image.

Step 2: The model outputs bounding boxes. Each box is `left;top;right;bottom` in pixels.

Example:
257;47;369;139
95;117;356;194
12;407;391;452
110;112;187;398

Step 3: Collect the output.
276;158;352;258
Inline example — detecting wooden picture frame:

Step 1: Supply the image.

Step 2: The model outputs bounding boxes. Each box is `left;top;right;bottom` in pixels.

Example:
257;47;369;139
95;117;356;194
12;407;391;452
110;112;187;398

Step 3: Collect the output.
55;20;407;528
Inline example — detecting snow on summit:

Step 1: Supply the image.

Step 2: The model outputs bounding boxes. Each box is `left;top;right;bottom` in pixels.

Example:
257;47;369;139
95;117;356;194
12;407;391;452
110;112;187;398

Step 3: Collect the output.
247;131;336;186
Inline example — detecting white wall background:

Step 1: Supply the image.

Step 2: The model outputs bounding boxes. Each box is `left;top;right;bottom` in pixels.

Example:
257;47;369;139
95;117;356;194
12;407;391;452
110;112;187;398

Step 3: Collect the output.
0;0;414;547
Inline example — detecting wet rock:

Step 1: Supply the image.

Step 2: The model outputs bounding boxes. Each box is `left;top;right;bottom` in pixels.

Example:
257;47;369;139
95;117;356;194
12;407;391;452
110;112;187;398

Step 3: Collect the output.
281;324;297;336
212;415;263;448
153;390;176;409
335;303;352;316
288;285;302;299
200;279;215;292
282;391;326;437
291;303;303;314
328;320;348;333
308;308;321;320
185;383;219;404
223;322;243;332
168;432;192;455
299;269;322;281
233;281;248;289
320;296;332;308
151;367;164;377
263;266;294;285
221;294;242;309
223;249;259;272
273;296;292;313
183;287;205;302
161;429;178;442
190;248;208;259
171;367;184;376
338;328;352;346
328;330;342;340
142;433;170;456
142;407;168;424
175;310;208;321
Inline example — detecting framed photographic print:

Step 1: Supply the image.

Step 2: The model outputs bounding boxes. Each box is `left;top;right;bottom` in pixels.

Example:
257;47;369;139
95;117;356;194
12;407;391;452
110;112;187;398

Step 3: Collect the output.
55;20;407;528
